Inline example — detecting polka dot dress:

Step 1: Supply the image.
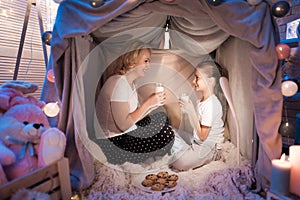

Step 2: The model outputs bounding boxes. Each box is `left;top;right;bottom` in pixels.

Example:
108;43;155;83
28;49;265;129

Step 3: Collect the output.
96;112;175;165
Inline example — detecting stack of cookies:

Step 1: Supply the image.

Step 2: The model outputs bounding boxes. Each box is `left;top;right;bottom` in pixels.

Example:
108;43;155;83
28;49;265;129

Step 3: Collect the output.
141;171;179;191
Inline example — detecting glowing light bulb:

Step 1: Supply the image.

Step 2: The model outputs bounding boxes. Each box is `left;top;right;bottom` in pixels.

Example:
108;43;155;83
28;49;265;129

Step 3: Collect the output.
47;69;55;83
42;31;52;46
279;121;294;137
281;80;298;97
89;0;104;8
206;0;222;6
271;1;290;18
43;102;60;117
275;43;290;60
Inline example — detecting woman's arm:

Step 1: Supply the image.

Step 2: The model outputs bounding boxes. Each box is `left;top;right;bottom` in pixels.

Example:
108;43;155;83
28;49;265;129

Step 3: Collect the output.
111;92;166;132
111;101;136;131
137;91;167;119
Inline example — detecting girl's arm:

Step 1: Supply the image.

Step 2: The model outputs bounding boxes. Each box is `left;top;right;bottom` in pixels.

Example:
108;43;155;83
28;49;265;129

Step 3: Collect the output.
179;99;210;141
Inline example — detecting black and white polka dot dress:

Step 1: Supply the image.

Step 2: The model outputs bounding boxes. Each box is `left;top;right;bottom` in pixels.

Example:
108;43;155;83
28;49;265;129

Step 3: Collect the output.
96;112;175;164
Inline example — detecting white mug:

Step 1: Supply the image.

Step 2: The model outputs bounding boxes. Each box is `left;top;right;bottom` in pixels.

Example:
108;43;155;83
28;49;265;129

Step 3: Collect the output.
180;93;189;102
155;83;164;93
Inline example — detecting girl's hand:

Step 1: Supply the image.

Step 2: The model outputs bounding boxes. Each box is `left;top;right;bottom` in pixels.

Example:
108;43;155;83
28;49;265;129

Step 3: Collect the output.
178;98;194;114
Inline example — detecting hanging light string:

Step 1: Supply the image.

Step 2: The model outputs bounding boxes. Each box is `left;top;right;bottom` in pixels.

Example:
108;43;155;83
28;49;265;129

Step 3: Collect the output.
43;101;60;117
23;22;35;81
283;103;293;144
284;103;288;122
281;59;287;77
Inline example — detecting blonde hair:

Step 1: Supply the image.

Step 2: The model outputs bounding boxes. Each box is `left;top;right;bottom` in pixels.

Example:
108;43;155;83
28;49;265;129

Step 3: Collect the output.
113;41;151;75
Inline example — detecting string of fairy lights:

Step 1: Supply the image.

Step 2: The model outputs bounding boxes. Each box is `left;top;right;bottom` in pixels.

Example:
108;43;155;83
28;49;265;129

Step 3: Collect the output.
40;0;59;117
7;0;300;118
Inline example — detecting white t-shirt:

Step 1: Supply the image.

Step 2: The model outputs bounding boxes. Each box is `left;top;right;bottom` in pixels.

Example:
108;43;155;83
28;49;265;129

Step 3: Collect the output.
193;94;224;148
111;76;138;113
96;75;138;138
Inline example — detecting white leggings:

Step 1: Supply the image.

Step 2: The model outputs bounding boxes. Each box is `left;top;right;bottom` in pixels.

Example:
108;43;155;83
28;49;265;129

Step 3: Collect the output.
170;141;219;171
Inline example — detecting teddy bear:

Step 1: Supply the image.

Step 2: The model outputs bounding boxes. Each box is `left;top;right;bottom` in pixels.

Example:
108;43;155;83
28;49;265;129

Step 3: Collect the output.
0;80;66;183
0;80;44;115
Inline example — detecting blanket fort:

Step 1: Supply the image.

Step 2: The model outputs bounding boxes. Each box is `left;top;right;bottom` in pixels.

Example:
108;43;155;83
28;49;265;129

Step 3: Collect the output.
41;0;282;191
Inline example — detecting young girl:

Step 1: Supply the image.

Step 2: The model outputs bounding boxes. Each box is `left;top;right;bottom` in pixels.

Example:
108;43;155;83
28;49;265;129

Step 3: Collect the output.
171;61;226;170
94;41;175;165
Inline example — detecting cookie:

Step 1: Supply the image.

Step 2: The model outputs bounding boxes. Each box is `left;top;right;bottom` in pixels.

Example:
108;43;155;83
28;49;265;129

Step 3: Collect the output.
166;180;177;188
167;174;179;181
141;179;154;187
156;178;167;185
145;174;158;181
157;171;169;179
151;183;165;191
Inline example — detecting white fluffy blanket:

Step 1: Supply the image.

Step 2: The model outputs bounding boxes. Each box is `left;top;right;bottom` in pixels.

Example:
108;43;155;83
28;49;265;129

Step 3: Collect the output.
81;142;264;200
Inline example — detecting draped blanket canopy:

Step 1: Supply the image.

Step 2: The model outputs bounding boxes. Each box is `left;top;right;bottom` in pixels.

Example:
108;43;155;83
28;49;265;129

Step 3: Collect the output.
42;0;283;190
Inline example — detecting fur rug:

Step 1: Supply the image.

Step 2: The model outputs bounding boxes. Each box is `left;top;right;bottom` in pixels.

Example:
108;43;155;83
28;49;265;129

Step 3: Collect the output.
11;189;50;200
80;142;264;200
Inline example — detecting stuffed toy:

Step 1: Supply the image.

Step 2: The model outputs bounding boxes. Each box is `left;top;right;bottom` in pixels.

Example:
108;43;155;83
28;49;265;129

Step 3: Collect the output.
0;80;66;183
0;142;11;184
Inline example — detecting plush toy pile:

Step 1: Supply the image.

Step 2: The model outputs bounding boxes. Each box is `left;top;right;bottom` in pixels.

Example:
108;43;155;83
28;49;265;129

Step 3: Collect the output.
0;80;66;185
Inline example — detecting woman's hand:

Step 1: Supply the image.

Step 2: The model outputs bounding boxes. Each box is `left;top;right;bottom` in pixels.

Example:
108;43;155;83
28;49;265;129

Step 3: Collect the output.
147;91;167;109
130;91;167;124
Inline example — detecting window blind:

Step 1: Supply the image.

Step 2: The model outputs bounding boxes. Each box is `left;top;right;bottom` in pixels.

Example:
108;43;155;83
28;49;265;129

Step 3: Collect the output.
0;0;57;99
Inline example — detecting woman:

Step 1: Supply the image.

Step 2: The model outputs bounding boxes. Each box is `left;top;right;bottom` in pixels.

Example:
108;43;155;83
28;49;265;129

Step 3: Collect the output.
95;41;175;165
171;61;226;170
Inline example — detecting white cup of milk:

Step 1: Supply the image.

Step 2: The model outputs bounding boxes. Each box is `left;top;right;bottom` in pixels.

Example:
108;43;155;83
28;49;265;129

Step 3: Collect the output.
180;93;189;102
155;83;164;93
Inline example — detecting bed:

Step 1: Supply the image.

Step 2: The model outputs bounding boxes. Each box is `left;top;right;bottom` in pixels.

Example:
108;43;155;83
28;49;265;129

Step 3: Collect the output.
41;0;283;193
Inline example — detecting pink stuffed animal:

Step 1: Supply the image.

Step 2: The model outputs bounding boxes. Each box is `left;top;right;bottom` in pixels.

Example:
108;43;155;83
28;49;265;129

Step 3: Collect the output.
0;81;66;183
0;80;45;113
0;104;66;182
0;142;12;184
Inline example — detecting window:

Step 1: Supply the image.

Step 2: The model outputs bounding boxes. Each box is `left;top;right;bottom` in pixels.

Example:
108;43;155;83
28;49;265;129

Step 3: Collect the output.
0;0;58;99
